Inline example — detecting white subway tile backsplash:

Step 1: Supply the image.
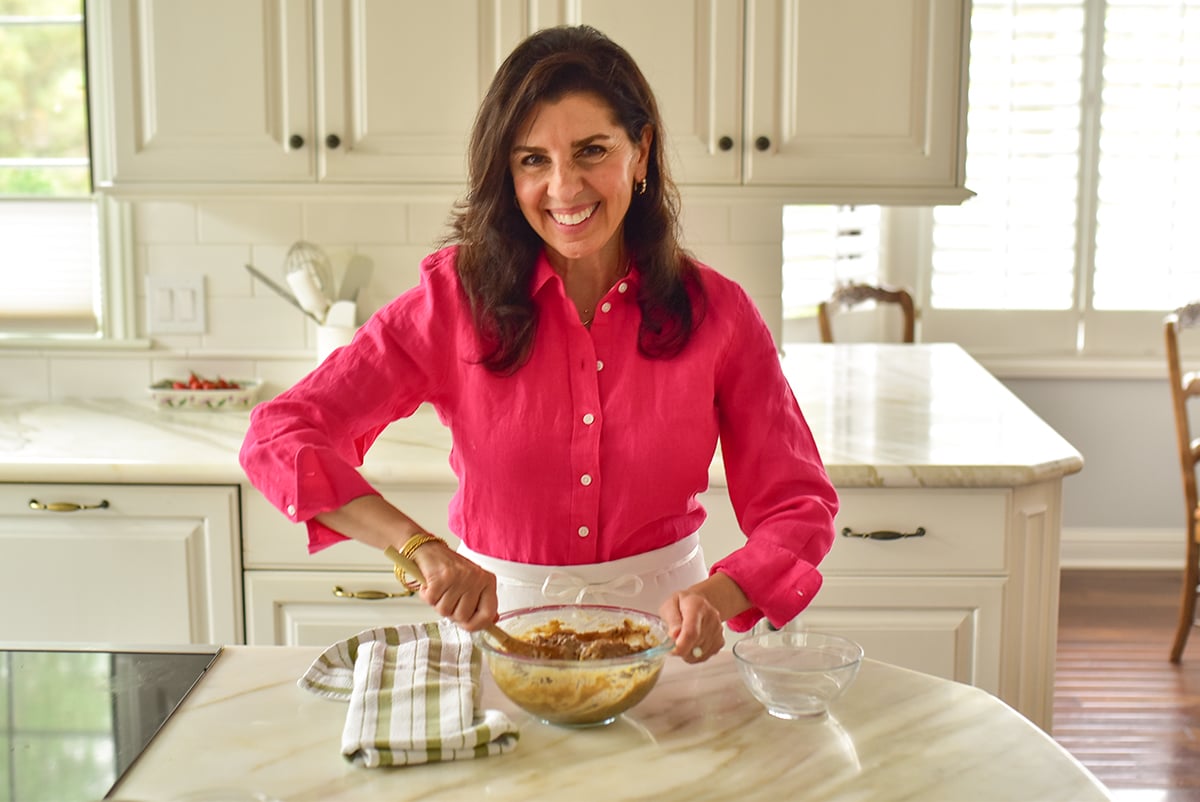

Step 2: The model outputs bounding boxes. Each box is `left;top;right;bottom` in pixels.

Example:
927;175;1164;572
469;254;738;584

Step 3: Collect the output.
694;243;783;298
679;202;730;245
0;357;50;401
5;193;786;403
198;200;303;244
134;201;197;244
729;202;785;243
304;201;408;245
407;201;458;249
145;244;253;297
203;297;310;353
49;357;152;400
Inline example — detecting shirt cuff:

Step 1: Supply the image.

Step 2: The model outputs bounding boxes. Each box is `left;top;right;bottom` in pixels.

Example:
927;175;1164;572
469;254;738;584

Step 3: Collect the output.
286;445;380;553
712;541;825;632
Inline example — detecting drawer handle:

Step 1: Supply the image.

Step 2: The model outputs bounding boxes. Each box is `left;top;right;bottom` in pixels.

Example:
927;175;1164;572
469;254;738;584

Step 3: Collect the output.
332;585;414;600
28;498;111;513
841;526;926;541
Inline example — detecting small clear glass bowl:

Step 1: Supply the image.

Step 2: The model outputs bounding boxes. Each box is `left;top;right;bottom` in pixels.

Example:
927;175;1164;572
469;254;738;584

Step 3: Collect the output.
476;604;673;728
733;630;864;720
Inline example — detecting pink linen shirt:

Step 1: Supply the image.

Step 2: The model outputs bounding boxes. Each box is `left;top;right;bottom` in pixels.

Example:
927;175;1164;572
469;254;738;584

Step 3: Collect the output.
239;245;838;631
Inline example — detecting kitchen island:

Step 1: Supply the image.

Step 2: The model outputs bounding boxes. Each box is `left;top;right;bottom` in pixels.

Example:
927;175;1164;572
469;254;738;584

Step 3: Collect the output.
108;643;1111;802
0;344;1083;730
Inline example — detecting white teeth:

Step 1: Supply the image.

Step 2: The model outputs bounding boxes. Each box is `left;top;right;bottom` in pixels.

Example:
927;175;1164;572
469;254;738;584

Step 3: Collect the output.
551;204;597;226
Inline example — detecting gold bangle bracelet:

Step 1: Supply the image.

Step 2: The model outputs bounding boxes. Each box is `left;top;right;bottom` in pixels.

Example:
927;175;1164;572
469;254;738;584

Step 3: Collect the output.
401;532;444;560
392;532;444;591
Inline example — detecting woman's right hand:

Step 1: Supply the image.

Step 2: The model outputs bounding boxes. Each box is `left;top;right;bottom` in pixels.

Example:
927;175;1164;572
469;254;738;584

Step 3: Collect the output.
410;542;500;631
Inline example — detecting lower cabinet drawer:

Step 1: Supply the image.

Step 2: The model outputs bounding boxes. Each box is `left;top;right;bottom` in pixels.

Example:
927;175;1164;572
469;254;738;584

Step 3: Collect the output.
244;570;441;646
698;486;1009;575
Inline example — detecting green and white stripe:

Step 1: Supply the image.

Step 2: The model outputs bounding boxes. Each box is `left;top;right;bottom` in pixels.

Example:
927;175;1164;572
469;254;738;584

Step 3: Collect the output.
299;620;519;767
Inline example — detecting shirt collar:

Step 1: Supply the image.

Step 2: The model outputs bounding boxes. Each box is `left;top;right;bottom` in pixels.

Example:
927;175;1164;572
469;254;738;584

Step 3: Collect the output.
530;249;642;299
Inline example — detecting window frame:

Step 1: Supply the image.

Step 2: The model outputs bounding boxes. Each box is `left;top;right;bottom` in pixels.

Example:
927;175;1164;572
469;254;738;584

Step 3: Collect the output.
0;1;137;348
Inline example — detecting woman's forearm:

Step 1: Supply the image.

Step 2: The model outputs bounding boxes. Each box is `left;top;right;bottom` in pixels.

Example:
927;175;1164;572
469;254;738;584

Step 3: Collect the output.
313;494;431;552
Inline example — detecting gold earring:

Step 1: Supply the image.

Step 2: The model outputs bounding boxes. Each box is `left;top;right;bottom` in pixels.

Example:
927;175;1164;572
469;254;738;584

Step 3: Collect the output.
635;178;647;195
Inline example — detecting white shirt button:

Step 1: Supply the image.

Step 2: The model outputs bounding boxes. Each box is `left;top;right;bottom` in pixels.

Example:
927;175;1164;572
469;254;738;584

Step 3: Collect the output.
600;302;612;313
582;413;595;425
596;360;604;371
580;473;593;487
286;504;296;516
577;526;590;538
617;281;629;293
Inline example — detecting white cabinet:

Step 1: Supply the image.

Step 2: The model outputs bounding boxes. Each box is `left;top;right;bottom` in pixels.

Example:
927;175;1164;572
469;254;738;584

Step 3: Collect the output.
244;570;436;646
240;483;459;645
743;0;970;197
92;0;522;185
91;0;970;200
699;479;1064;731
539;0;971;202
0;483;242;645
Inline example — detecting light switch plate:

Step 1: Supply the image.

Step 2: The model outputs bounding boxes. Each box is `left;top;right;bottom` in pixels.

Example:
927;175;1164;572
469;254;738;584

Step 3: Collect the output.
146;275;207;334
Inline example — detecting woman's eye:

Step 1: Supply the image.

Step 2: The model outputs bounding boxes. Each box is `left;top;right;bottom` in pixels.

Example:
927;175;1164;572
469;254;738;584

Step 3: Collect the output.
579;145;607;159
518;153;547;167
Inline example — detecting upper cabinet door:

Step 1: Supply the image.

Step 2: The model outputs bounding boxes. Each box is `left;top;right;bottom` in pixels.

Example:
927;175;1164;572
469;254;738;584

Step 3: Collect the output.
318;0;525;184
745;0;970;198
532;0;744;185
99;0;314;184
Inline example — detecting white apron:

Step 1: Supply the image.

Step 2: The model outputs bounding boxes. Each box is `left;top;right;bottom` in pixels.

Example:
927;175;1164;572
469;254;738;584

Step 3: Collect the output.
457;533;707;615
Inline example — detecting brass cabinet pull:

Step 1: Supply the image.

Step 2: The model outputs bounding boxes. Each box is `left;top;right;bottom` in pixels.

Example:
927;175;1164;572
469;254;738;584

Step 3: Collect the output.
841;526;926;541
332;585;414;600
28;498;111;513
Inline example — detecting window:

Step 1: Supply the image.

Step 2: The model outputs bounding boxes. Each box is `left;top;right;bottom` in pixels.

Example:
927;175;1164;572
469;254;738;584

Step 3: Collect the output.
926;0;1200;356
783;0;1200;358
0;0;107;338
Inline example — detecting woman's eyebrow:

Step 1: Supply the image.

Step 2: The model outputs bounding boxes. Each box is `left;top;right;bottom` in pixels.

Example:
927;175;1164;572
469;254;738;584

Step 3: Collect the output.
511;133;615;154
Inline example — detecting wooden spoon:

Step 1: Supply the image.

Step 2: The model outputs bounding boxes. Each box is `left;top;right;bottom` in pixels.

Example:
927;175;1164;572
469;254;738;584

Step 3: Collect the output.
383;546;544;658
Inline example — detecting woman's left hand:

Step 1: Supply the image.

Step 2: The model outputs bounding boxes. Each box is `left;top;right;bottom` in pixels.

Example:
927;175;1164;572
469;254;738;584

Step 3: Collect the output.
660;588;726;663
660;571;752;663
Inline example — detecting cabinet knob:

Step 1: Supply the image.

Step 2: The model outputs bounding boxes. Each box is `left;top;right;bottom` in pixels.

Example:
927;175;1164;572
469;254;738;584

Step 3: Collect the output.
755;136;771;152
718;136;734;152
325;133;341;149
288;134;305;149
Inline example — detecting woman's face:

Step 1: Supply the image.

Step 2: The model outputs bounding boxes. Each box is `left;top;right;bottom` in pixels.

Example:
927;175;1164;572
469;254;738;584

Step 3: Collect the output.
510;92;651;271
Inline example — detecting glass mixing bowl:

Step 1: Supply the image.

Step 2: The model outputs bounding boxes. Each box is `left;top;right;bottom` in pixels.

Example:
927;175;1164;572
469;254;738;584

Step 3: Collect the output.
733;630;864;719
476;604;673;728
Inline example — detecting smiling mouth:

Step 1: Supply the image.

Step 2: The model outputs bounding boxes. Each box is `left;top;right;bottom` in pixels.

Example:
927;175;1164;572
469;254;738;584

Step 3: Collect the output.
550;203;599;226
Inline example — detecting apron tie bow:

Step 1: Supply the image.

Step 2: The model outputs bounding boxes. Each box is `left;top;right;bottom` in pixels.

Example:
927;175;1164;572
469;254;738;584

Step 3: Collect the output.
540;571;645;604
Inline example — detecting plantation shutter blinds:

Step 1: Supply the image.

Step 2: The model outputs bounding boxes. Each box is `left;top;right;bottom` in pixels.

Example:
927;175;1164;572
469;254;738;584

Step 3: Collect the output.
1091;0;1200;311
926;0;1200;355
924;0;1085;352
781;204;882;320
0;200;100;334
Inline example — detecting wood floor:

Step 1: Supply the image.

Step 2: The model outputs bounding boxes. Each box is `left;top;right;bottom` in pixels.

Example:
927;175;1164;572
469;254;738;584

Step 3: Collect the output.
1054;569;1200;801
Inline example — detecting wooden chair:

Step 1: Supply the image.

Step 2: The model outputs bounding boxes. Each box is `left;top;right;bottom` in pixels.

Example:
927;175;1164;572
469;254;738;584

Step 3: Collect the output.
1165;302;1200;662
817;283;917;343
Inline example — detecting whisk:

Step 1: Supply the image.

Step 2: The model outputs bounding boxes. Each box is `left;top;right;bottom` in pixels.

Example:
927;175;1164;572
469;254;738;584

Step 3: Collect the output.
283;241;335;322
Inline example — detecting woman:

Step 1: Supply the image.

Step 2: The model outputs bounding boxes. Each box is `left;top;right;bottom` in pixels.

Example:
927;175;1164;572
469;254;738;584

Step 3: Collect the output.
239;25;837;663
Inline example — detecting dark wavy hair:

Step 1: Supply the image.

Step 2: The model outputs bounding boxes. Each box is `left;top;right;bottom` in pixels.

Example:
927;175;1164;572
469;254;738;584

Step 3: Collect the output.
447;25;702;374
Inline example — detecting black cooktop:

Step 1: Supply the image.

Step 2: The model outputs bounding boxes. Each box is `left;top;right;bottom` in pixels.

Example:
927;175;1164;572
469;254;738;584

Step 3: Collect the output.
0;645;220;802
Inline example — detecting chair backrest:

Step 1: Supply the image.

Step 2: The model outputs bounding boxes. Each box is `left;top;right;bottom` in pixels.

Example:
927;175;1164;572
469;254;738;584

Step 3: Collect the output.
817;283;916;343
1165;303;1200;520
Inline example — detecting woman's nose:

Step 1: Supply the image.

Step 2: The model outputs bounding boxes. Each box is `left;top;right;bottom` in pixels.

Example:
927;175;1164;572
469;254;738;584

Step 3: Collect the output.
548;161;582;198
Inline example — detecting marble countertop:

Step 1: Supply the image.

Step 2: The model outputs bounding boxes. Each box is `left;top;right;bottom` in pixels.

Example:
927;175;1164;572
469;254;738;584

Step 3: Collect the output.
0;344;1082;489
110;645;1111;802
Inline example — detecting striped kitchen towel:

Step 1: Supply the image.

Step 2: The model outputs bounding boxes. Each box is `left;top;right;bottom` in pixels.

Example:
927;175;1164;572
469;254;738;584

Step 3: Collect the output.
298;620;519;767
